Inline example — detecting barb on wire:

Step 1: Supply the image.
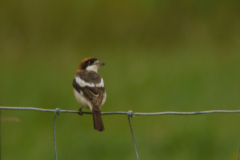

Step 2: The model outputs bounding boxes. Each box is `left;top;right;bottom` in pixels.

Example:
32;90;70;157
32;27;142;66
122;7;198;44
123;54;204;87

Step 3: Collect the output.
53;108;60;160
127;110;139;160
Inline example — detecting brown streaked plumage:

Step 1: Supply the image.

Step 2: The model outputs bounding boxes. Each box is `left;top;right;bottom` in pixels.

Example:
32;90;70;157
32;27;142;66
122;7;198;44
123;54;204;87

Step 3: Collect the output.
73;57;106;131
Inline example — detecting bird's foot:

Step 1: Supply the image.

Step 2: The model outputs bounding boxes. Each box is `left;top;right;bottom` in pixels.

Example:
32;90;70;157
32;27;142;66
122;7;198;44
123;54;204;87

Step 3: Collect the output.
78;107;83;116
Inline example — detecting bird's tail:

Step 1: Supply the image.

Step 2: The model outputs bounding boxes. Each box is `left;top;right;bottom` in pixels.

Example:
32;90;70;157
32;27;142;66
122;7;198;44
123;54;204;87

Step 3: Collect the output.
92;110;104;131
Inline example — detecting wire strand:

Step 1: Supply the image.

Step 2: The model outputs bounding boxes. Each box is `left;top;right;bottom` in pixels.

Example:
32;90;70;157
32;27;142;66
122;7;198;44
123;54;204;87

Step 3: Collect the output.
128;110;139;160
53;108;60;160
2;106;240;115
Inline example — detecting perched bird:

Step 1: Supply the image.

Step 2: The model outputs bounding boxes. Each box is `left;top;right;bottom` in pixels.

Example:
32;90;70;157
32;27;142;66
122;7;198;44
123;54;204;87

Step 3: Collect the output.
72;57;106;131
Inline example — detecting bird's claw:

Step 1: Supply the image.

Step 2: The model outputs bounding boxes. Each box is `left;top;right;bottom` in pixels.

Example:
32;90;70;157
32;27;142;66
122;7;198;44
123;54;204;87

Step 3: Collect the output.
78;107;83;116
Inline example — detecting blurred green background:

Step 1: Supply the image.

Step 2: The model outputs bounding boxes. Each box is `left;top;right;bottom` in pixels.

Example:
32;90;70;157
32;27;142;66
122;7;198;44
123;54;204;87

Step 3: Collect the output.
1;0;240;159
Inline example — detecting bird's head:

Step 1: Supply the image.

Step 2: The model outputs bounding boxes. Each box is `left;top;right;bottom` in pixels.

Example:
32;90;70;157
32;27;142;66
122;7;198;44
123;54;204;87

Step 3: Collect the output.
77;57;105;73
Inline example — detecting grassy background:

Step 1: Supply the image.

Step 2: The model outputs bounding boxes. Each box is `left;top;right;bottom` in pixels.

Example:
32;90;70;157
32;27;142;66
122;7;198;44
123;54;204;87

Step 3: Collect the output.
1;0;240;159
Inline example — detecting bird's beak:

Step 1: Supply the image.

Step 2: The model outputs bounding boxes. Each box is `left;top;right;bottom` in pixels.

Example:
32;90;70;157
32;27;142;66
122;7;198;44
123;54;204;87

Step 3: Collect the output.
97;61;105;66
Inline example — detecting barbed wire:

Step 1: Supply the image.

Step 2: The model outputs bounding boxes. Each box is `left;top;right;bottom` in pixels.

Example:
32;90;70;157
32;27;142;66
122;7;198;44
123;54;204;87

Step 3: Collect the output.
2;106;240;160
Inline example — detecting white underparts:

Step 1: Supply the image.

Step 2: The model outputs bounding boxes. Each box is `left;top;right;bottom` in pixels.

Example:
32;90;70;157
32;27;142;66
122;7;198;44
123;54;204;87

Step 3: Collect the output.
101;92;107;106
74;89;92;110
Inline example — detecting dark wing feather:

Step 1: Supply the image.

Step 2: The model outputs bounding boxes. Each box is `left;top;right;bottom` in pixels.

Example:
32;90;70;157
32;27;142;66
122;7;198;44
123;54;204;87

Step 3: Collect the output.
77;70;102;84
72;78;81;93
82;87;105;111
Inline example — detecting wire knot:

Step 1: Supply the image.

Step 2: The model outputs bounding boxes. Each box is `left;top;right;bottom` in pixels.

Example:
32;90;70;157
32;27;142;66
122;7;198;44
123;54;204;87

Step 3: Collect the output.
128;110;134;117
55;108;60;115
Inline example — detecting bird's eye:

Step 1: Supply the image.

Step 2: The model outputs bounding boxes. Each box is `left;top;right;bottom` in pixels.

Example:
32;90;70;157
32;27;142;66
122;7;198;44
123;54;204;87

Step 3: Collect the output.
88;60;93;64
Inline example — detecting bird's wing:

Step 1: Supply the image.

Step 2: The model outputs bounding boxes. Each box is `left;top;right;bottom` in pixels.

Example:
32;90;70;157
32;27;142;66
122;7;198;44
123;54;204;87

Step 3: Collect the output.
73;71;105;111
81;87;105;110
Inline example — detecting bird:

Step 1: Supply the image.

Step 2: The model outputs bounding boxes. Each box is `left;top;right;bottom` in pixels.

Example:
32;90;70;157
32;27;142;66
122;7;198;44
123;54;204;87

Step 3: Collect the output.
72;57;106;131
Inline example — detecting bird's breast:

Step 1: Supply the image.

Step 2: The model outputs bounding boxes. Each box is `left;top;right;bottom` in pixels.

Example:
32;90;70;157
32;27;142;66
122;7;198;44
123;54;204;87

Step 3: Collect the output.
73;89;92;110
